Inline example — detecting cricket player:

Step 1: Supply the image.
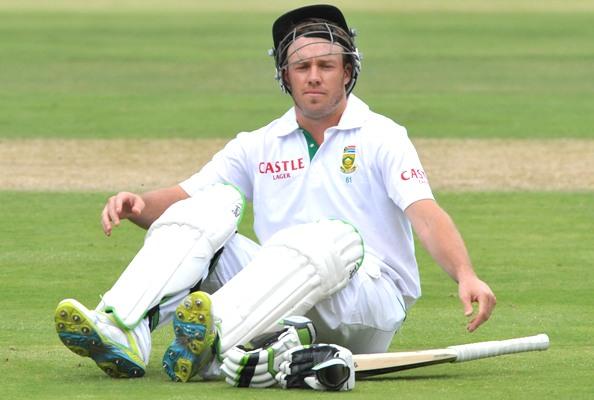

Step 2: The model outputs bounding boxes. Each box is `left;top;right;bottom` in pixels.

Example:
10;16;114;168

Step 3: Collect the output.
54;4;496;391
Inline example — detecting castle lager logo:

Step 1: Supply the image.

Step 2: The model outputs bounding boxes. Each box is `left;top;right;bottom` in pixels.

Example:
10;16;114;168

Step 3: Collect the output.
400;168;428;184
340;145;357;174
258;157;305;181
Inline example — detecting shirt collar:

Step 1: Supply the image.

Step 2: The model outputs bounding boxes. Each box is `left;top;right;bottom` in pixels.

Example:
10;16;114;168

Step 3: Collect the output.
274;94;370;137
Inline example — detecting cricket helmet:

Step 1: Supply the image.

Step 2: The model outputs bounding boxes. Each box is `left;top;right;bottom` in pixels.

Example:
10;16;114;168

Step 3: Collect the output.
269;4;362;95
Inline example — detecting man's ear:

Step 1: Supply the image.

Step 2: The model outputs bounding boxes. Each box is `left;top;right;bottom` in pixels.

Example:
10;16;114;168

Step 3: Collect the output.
343;63;353;88
283;69;291;91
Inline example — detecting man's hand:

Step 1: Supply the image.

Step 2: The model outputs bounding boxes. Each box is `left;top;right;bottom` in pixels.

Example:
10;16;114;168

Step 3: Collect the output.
101;192;145;236
458;275;496;332
100;185;190;236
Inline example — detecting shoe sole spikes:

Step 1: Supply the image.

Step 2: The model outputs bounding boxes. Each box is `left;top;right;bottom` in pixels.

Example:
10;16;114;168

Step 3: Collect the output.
162;291;217;382
54;299;145;378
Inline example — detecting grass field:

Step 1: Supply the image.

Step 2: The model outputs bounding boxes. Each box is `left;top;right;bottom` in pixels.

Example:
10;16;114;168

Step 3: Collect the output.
1;192;593;399
1;2;593;139
1;1;593;399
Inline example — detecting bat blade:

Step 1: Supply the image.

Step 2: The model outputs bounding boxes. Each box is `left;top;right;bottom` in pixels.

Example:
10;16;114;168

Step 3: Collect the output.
353;333;549;378
353;349;457;378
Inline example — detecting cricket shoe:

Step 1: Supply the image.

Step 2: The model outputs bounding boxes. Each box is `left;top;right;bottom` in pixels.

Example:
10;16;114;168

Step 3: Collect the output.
54;299;149;378
162;291;218;382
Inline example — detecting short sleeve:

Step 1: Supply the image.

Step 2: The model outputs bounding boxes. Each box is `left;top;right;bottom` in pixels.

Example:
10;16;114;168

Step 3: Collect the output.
376;126;434;211
179;133;254;200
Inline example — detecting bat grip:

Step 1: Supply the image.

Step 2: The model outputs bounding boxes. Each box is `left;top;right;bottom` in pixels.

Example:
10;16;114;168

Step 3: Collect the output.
448;334;550;362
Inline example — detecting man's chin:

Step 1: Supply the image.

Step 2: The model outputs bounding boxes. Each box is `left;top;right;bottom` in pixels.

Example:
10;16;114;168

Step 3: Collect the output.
299;101;327;116
301;108;331;120
296;96;345;121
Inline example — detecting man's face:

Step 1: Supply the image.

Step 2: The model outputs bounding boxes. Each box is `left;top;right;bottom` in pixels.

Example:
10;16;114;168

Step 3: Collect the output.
283;36;352;121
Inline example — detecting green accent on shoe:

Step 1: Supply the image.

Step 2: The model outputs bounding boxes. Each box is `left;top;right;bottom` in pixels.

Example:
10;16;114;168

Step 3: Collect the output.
162;292;217;382
54;299;145;378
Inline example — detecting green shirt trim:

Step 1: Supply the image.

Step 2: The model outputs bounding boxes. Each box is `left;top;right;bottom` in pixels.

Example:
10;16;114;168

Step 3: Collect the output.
300;128;319;160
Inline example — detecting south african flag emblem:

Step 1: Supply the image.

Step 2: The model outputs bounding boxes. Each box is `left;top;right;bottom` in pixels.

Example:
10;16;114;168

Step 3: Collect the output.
340;145;357;174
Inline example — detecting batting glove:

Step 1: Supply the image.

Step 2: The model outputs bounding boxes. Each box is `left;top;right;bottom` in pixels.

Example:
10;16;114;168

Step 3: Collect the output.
276;344;355;391
221;316;316;388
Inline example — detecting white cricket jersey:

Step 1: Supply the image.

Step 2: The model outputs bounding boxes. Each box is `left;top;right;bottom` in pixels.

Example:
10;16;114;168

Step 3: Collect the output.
180;94;434;305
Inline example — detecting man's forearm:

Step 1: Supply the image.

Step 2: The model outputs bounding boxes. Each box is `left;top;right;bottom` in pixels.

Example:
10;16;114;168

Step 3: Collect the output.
420;213;476;283
130;185;189;230
406;199;477;283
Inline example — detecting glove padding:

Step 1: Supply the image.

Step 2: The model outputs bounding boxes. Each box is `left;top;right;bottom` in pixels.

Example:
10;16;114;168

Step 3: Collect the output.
221;316;316;388
276;344;355;391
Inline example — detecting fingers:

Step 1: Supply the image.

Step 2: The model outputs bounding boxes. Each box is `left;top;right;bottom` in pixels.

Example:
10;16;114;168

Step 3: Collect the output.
466;291;496;333
101;196;116;236
101;203;112;236
459;279;496;332
461;295;473;317
102;196;120;236
101;192;144;236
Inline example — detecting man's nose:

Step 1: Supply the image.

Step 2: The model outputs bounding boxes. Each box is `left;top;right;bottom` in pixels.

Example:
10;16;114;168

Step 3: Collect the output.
307;66;321;85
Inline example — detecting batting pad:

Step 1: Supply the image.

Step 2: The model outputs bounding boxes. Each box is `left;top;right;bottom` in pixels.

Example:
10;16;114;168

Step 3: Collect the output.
100;183;245;329
212;219;364;355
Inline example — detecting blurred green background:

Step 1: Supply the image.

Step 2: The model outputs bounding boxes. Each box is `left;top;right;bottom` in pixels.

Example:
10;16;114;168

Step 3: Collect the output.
1;0;593;139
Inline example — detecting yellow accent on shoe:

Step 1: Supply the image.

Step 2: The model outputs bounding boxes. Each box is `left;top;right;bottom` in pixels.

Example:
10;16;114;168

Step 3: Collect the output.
55;299;146;378
162;292;217;382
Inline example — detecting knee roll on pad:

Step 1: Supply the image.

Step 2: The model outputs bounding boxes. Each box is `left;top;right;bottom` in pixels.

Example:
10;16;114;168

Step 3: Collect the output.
100;183;245;329
213;219;364;355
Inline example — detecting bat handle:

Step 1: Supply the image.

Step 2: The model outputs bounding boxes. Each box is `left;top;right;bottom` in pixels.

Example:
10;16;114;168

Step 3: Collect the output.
448;333;550;362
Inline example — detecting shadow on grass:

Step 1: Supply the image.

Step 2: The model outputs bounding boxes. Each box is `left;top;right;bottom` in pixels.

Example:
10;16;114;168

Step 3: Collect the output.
359;373;454;382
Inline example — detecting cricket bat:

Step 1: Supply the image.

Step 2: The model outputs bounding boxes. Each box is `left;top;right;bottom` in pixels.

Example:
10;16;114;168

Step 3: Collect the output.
353;333;550;378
